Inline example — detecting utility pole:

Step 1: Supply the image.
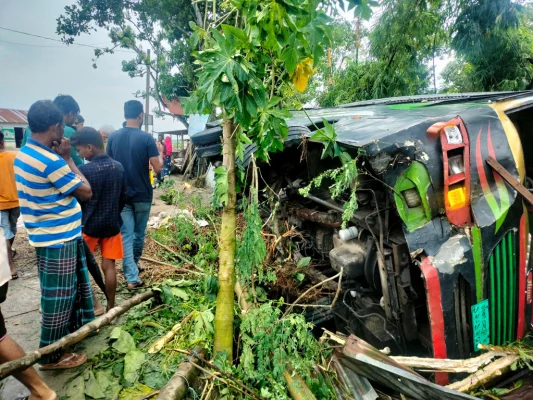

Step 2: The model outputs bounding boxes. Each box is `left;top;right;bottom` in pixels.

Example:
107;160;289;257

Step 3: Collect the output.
145;49;150;133
355;17;361;65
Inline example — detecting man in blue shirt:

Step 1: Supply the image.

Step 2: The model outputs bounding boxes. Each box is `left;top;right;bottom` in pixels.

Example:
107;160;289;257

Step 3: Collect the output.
107;100;163;289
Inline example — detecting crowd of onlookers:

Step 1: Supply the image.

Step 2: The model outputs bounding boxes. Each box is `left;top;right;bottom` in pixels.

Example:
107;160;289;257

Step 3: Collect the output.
0;95;165;399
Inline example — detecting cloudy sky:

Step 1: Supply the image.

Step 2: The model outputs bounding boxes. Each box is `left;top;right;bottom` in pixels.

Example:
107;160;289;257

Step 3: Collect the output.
0;0;183;132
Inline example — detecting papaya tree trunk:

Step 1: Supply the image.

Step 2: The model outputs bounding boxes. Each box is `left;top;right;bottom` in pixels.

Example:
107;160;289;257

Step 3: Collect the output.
214;118;237;360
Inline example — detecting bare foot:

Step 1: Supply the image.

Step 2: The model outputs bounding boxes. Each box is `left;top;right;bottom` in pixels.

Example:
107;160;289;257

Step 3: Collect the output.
29;390;57;400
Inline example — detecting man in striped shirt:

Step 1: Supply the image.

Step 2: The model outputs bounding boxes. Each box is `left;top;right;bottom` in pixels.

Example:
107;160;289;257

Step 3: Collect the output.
14;100;94;370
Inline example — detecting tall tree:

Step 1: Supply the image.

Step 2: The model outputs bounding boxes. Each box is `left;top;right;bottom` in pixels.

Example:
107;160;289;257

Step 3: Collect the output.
57;0;224;113
446;0;533;91
318;0;448;106
184;0;331;358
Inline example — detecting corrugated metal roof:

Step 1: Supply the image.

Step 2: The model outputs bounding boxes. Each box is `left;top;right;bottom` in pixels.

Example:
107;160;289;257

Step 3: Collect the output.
0;109;28;124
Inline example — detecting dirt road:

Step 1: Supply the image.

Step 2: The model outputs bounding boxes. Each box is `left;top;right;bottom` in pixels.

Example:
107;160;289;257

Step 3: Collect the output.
0;178;208;399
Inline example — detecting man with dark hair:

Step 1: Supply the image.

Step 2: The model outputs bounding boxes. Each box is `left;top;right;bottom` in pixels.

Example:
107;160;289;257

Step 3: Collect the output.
14;100;94;370
75;114;85;131
0;132;19;279
21;95;83;166
72;127;126;311
107;100;163;289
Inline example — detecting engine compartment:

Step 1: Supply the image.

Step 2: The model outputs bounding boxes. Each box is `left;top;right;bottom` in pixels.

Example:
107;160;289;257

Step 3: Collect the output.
257;138;431;356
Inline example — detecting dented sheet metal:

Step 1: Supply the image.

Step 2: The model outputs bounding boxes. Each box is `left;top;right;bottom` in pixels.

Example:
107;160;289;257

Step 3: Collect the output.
339;335;478;400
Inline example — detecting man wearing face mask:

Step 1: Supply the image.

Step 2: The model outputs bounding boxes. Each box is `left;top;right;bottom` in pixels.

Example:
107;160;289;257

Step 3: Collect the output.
14;100;94;370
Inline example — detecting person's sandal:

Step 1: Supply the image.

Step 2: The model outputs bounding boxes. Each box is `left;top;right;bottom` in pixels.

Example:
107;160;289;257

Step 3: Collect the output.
11;273;19;280
38;353;87;370
127;281;145;290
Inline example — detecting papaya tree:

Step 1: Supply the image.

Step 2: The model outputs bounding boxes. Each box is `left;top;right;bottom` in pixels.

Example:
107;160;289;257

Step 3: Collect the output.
184;0;332;358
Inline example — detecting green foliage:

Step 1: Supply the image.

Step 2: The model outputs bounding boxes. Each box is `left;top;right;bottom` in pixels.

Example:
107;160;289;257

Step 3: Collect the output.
213;165;229;207
204;275;220;301
318;0;533;106
310;119;344;159
185;0;332;161
57;0;206;106
158;178;175;190
236;199;270;284
444;2;533;92
300;152;360;228
159;188;179;205
150;200;219;272
110;327;136;354
238;302;328;399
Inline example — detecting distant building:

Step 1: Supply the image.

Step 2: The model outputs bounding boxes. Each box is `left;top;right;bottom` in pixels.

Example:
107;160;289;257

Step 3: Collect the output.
0;108;27;150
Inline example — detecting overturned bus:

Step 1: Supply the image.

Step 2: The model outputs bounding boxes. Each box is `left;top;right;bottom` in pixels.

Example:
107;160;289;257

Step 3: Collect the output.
194;91;533;380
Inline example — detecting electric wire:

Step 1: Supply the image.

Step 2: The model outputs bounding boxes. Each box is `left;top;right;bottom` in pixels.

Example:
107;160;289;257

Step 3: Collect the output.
0;26;135;53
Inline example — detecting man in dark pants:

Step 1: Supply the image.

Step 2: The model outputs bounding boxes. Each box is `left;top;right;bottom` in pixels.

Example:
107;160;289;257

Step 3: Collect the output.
106;101;163;289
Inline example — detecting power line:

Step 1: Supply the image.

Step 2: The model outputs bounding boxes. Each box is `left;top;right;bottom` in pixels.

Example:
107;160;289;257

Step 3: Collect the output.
0;26;135;53
0;39;66;48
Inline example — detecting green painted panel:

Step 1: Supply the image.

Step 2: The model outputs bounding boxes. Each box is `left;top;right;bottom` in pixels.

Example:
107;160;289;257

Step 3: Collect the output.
490;256;496;343
394;161;432;231
472;227;483;303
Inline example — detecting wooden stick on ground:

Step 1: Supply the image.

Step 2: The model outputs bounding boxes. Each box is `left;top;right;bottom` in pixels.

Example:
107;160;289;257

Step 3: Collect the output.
150;238;198;270
0;290;156;379
157;347;205;400
140;256;206;276
282;267;343;318
148;312;194;354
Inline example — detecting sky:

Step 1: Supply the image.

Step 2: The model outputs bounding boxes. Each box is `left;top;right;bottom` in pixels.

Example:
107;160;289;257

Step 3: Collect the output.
0;0;183;133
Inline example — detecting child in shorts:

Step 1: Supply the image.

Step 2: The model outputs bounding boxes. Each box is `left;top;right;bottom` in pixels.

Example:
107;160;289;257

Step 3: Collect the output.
72;127;126;312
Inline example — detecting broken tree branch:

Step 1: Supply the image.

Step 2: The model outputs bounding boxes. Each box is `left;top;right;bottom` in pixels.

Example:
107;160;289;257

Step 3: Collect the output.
151;238;204;273
282;268;343;318
391;351;508;374
283;366;317;400
148;312;195;354
0;290;156;379
446;354;520;393
140;256;206;276
157;347;205;400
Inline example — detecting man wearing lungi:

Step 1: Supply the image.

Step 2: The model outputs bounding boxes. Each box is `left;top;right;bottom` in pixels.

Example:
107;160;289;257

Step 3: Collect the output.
14;100;94;370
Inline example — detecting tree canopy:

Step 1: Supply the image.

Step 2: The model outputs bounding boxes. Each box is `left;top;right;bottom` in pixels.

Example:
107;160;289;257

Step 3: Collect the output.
317;0;533;107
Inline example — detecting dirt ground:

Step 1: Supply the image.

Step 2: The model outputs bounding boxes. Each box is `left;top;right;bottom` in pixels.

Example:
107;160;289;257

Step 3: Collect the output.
0;176;210;400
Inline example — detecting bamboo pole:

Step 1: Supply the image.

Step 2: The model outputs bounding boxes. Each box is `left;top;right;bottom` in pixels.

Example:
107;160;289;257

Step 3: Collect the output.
446;354;520;393
283;367;317;400
0;290;156;379
148;312;194;354
214;119;237;359
157;347;205;400
391;351;508;374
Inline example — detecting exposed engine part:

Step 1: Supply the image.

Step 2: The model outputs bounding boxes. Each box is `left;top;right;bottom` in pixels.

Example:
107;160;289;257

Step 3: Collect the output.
339;226;359;242
392;243;418;341
288;206;341;228
315;228;334;256
329;240;367;279
341;290;404;353
305;194;345;213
